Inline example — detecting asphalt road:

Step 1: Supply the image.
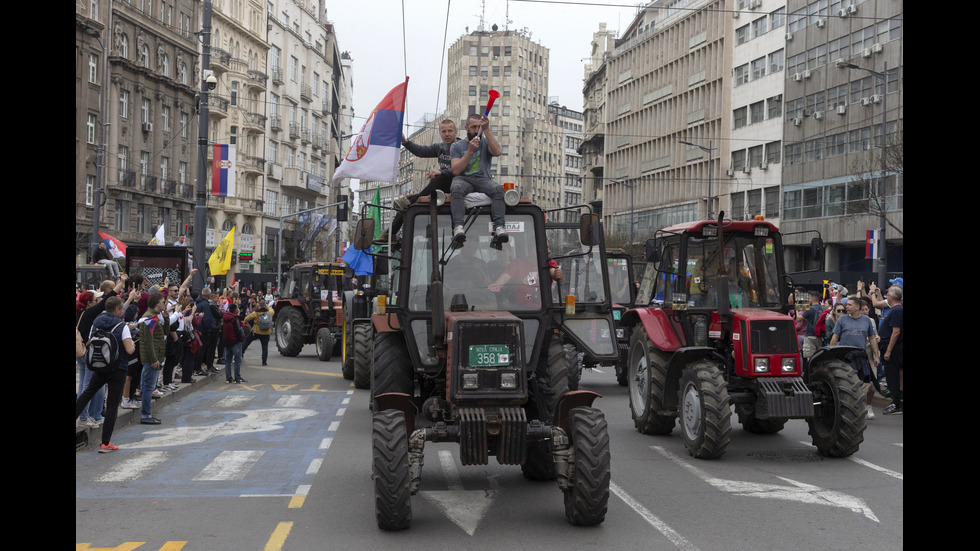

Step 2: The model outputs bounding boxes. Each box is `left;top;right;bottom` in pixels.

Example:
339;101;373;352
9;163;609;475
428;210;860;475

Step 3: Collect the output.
76;345;903;550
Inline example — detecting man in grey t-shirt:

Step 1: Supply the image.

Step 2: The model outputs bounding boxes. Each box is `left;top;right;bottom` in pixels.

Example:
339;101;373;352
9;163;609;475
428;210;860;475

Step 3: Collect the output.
450;113;506;243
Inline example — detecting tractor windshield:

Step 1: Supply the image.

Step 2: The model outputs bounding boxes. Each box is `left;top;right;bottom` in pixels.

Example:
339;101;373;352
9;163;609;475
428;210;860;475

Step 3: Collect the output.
607;257;632;306
406;213;543;312
684;232;783;309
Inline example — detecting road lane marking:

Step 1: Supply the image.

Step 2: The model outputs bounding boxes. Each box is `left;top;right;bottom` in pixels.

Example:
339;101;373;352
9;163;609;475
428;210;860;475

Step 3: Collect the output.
194;450;265;481
320;437;333;450
124;408;319;448
655;446;879;523
419;450;498;536
288;485;311;508
263;521;293;551
611;481;701;551
795;440;903;480
274;395;309;407
216;395;254;408
96;451;169;482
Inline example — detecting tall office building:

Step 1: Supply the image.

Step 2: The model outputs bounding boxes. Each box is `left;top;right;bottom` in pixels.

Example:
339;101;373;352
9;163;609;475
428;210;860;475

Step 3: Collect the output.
445;25;565;210
778;0;903;277
601;0;731;246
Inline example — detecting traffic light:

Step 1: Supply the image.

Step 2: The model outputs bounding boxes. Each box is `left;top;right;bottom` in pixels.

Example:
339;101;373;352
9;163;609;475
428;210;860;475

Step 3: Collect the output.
337;194;348;221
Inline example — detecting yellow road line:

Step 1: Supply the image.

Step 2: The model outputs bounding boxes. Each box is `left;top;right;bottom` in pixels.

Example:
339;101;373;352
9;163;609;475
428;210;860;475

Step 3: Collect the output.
252;365;345;377
264;522;293;551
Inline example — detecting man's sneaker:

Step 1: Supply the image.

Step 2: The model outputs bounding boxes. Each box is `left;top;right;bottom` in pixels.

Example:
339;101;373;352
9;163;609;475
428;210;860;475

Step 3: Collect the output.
866;405;875;420
226;378;234;384
882;404;902;415
121;399;139;409
373;228;390;245
237;378;248;384
451;225;466;247
394;196;411;210
150;389;163;399
98;443;119;453
490;225;509;250
141;417;162;425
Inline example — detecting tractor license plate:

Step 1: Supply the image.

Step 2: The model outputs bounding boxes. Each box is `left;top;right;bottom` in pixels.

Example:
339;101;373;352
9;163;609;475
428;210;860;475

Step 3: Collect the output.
469;344;510;367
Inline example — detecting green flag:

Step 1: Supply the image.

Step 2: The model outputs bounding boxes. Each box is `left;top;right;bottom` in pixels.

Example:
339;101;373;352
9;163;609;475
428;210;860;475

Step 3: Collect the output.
370;188;382;238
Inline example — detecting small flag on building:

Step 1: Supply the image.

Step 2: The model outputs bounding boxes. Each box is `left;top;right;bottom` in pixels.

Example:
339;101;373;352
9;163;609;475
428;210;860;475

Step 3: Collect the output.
212;144;237;197
865;229;878;260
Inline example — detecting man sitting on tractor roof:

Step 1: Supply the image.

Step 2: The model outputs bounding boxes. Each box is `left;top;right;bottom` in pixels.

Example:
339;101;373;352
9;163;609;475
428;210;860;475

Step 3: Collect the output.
450;113;507;246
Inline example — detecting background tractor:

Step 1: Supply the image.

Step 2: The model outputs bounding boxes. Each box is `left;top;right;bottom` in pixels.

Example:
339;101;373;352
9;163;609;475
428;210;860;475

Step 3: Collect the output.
274;262;350;361
622;214;865;459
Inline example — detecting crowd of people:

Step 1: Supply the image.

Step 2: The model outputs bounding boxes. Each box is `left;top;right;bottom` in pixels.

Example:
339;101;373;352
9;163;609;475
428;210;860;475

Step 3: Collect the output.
75;271;279;452
795;277;904;418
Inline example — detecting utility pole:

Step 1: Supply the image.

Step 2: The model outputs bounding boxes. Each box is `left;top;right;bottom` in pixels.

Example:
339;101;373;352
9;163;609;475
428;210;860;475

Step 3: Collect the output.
192;0;213;292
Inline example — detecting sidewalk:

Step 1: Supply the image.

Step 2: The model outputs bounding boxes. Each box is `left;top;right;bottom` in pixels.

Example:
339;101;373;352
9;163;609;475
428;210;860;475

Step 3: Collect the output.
75;368;218;452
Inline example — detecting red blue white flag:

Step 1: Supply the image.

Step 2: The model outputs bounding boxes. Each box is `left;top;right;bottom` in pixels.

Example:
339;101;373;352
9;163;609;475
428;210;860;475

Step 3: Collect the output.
865;229;878;259
99;232;127;258
212;144;236;197
333;78;408;184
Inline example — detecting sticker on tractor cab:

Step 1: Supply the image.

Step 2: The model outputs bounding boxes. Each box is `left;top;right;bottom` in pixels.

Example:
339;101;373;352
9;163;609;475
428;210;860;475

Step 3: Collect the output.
486;221;525;234
765;239;774;254
469;344;510;367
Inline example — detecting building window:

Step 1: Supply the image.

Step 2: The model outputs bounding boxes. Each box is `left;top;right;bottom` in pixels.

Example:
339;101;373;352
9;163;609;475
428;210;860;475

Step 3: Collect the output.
769;49;784;74
161;106;171;132
733;107;747;129
751;57;766;80
736;25;749;45
141;98;150;124
752;17;767;38
87;114;97;144
734;64;749;86
88;54;98;83
86;175;95;205
180;112;188;138
766;141;781;165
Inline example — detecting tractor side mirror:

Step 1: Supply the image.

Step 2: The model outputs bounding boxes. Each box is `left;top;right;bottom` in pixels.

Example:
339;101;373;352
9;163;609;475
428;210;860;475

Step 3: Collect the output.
579;213;601;246
644;238;660;263
353;219;376;250
810;237;825;262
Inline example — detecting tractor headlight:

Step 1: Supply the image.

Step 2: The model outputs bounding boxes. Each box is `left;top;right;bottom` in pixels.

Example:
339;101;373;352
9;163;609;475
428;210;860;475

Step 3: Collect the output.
781;357;796;372
462;373;479;390
754;358;770;373
500;372;517;389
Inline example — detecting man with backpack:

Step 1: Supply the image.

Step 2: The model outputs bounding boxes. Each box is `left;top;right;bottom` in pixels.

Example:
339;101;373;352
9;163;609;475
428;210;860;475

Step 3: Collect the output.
76;297;135;452
242;299;274;366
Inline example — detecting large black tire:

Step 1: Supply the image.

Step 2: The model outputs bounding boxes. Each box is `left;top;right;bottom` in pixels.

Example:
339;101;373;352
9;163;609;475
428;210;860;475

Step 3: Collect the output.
807;360;866;457
736;405;787;434
372;409;412;530
563;407;610;526
275;307;305;357
372;332;414;411
315;328;334;362
522;337;570;481
353;322;373;389
678;360;732;459
565;342;582;391
628;328;676;435
341;322;354;380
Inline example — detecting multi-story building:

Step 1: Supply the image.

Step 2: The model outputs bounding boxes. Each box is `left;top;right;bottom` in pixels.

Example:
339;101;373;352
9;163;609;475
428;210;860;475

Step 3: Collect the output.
580;23;616;207
548;102;584;219
445;25;564;209
78;0;200;259
264;1;351;267
601;0;731;247
728;0;787;223
76;0;112;260
205;0;269;278
778;0;903;277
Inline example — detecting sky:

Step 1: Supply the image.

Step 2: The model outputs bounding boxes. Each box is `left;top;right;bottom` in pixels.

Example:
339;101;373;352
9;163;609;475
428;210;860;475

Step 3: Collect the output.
325;0;639;134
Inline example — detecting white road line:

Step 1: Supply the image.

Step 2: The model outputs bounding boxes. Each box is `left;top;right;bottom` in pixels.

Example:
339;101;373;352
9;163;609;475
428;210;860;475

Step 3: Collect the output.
274;395;309;407
797;441;903;480
894;443;903;448
438;450;463;490
328;421;340;432
96;451;169;482
337;407;347;416
342;397;350;405
294;484;310;496
215;395;254;408
320;437;333;450
194;450;265;481
307;458;323;475
611;481;701;551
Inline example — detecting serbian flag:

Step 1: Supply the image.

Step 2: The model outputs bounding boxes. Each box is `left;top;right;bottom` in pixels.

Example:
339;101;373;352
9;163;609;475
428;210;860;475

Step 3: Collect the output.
333;78;408;184
99;232;126;258
212;144;236;197
865;229;878;260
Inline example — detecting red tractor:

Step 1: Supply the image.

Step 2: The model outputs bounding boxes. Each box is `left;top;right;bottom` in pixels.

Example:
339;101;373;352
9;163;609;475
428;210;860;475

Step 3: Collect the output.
622;214;865;459
274;262;350;361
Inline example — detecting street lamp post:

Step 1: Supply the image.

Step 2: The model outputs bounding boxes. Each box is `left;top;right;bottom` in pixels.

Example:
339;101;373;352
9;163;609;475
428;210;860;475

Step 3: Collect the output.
679;140;715;219
192;0;214;292
843;61;896;290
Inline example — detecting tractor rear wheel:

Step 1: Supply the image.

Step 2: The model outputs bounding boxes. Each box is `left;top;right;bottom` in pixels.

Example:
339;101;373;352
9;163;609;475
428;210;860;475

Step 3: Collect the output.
628;329;676;435
275;307;305;357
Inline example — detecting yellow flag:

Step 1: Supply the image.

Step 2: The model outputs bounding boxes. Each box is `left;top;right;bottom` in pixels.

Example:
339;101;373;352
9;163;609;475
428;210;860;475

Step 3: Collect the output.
208;227;235;275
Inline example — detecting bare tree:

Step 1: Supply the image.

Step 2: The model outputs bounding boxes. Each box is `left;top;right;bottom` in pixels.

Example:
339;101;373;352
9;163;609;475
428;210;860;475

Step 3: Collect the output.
846;130;903;237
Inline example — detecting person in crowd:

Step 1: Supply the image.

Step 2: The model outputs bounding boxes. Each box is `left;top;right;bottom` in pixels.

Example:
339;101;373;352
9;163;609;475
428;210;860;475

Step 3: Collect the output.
138;292;168;425
242;299;274;366
795;290;826;359
75;297;135;452
878;286;903;415
222;303;246;383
